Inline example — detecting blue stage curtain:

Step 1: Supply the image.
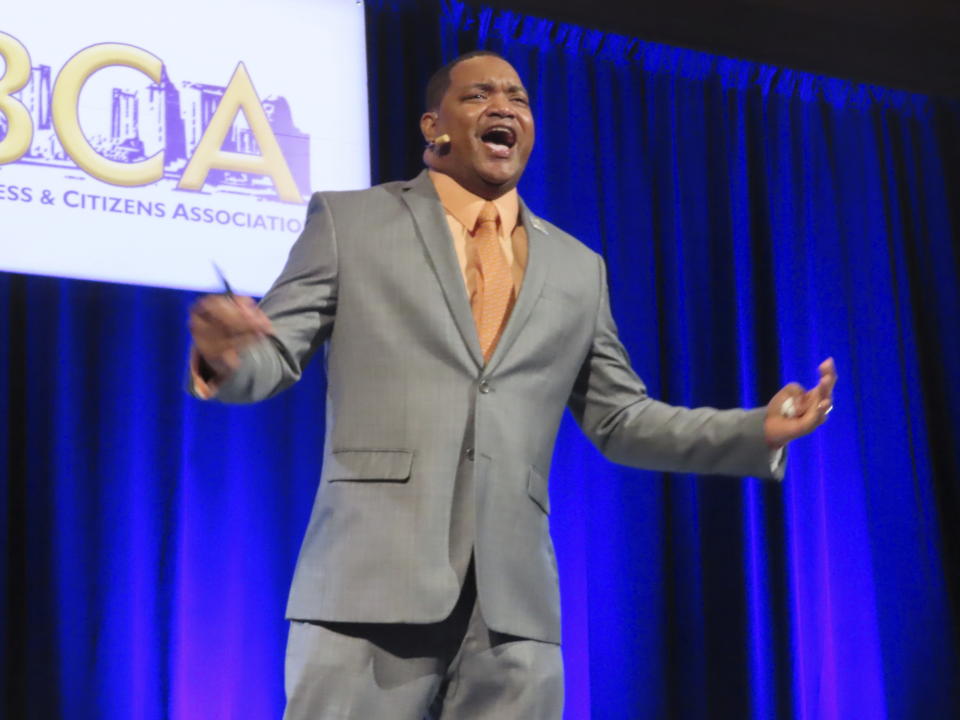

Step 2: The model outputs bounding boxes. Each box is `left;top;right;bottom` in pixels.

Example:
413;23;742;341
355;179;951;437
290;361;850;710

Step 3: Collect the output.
3;1;960;717
423;3;960;718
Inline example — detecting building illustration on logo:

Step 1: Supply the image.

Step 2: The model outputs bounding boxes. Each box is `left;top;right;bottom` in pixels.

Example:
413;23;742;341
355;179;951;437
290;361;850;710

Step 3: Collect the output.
0;62;311;202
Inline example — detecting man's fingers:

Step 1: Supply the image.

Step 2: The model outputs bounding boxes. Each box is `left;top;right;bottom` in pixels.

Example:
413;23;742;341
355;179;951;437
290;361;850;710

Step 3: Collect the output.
802;387;822;415
814;357;837;422
818;356;837;378
766;359;838;445
799;359;838;415
231;295;274;334
781;382;804;397
817;357;837;403
236;297;274;334
189;293;272;377
774;383;805;418
194;329;263;356
191;295;239;332
222;347;241;371
190;294;270;337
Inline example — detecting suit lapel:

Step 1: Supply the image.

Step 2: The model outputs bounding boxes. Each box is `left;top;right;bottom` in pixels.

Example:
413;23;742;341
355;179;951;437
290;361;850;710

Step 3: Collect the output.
484;198;549;373
399;171;484;368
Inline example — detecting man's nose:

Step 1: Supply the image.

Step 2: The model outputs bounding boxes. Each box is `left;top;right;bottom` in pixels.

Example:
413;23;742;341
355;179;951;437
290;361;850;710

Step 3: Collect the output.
486;99;515;118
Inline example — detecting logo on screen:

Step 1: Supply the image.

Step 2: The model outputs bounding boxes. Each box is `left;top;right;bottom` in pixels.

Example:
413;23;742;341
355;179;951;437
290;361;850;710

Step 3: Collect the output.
0;34;310;204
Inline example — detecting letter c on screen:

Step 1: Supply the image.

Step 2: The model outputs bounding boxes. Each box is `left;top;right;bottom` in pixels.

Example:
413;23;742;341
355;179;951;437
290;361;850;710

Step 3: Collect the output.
52;43;164;186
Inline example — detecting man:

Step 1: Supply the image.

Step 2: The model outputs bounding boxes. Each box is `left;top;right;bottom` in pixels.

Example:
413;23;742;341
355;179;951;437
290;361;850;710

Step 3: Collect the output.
188;51;836;719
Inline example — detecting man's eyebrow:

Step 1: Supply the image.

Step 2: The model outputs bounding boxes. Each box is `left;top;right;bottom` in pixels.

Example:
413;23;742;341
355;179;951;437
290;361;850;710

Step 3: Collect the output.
461;81;529;94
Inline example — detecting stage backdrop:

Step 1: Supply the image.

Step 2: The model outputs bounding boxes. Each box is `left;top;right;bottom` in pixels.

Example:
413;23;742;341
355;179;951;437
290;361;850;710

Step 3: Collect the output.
3;1;960;718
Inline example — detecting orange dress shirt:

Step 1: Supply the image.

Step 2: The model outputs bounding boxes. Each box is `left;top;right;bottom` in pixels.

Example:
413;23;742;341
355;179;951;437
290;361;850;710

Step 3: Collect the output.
428;169;528;298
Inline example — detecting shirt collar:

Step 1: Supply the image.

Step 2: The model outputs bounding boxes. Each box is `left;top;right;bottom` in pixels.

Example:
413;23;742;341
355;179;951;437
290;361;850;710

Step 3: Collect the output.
428;169;519;236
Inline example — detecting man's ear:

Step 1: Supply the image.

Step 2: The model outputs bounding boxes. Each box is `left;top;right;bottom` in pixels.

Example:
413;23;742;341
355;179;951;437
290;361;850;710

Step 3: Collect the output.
420;112;439;143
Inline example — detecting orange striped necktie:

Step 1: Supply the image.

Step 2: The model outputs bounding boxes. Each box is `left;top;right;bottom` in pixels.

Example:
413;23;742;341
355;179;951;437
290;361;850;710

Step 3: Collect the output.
472;201;515;363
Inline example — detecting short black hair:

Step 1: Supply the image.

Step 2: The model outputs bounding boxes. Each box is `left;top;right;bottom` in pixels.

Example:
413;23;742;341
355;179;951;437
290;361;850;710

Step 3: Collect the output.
424;50;507;111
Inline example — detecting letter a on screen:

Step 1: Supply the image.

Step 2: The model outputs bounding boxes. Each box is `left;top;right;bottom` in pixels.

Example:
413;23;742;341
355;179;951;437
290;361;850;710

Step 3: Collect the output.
177;62;301;203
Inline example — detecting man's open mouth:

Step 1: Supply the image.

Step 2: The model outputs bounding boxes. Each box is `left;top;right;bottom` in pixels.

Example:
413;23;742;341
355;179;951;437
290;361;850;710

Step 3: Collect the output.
481;127;517;158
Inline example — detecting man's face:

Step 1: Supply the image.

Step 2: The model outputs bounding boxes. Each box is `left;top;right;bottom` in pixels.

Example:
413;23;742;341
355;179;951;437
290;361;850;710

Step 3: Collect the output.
421;55;535;198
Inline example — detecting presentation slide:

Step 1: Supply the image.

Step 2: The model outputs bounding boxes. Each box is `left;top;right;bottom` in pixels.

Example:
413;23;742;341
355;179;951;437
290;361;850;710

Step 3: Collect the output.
0;0;369;295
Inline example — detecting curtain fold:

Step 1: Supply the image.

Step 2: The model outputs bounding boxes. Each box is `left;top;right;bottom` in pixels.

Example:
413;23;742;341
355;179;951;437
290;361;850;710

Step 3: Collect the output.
3;1;958;717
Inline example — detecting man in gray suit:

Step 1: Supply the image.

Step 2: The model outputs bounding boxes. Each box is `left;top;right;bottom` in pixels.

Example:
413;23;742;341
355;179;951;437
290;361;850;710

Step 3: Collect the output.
188;51;836;719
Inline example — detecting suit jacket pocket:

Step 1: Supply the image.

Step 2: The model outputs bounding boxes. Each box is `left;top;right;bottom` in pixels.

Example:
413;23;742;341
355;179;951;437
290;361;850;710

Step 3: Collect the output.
326;449;413;483
527;465;551;515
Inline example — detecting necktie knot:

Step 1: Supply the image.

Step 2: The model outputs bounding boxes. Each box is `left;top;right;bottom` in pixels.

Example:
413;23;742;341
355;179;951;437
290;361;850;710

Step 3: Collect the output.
476;202;499;232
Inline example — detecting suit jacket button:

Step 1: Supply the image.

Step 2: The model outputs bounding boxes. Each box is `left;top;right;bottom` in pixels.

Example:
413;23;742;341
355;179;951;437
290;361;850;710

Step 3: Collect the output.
478;380;491;394
465;447;475;461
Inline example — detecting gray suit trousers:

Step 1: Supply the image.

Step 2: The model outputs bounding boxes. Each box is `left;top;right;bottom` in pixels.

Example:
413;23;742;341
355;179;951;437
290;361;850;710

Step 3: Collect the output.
282;561;564;720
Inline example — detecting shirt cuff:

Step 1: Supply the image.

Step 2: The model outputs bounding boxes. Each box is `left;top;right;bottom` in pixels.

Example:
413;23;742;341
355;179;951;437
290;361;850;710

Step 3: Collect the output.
189;347;220;400
769;446;785;475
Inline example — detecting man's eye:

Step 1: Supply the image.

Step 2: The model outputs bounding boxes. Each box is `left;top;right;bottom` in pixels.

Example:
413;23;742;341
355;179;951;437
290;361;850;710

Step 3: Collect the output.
464;93;486;101
512;97;529;106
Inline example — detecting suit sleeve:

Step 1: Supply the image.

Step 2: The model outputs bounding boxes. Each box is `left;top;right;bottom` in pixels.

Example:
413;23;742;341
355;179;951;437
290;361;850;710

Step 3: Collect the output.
567;254;784;480
192;191;339;404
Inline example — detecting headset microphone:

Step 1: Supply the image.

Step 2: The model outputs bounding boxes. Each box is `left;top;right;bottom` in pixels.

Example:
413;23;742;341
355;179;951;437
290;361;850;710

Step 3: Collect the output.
428;133;451;150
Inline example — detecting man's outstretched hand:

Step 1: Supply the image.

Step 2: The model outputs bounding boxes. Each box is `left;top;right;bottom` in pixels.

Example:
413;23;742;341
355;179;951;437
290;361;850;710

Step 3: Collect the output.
764;358;837;449
188;294;273;381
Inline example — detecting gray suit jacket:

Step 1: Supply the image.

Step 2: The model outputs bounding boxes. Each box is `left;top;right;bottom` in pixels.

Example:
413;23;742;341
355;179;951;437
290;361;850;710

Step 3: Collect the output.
207;169;782;643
